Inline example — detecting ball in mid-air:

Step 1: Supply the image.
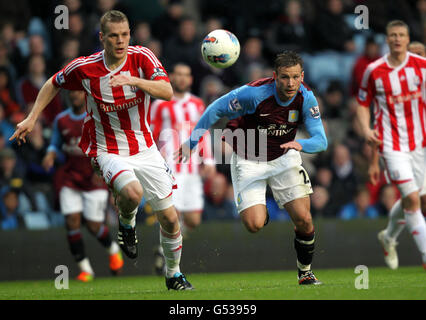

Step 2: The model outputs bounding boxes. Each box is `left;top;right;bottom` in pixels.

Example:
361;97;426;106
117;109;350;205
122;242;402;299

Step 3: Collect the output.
201;29;240;69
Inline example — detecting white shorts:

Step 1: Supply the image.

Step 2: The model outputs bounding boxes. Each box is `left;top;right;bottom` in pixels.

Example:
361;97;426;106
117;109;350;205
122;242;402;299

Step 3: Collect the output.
382;147;425;197
95;147;176;209
230;150;313;213
59;186;108;222
172;173;204;212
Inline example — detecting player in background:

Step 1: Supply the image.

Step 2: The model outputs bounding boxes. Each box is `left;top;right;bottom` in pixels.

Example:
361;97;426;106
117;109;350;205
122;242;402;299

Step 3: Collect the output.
176;51;328;285
150;62;216;274
356;21;426;270
42;90;123;282
367;41;426;269
10;10;192;290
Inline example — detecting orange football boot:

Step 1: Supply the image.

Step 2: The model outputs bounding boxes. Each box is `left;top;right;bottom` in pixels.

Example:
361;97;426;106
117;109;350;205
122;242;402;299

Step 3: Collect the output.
76;271;94;282
109;252;124;275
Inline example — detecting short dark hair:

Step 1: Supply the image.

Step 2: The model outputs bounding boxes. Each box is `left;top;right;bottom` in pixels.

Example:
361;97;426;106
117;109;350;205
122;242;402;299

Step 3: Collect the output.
274;51;303;71
100;10;129;34
386;20;409;35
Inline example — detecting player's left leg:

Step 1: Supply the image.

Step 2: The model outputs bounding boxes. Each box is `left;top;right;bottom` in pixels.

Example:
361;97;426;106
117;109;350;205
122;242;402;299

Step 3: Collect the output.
152;199;193;290
284;196;322;285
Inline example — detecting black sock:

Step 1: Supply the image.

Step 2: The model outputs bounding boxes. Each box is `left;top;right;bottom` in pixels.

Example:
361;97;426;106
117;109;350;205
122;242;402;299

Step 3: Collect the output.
67;229;86;262
294;229;315;271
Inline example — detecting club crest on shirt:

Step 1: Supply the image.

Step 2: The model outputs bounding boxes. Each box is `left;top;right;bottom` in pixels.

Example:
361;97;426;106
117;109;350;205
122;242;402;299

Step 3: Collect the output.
288;110;299;122
309;106;320;119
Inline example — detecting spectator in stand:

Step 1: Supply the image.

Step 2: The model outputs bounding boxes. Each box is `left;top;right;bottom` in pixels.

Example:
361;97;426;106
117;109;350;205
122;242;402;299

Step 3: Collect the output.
338;185;379;220
0;103;14;144
13;119;54;214
374;184;400;217
16;54;63;127
350;36;381;97
163;16;201;71
0;186;21;230
310;185;332;218
152;0;185;42
203;172;237;221
131;21;152;46
312;0;355;52
0;67;20;120
328;143;359;215
234;36;268;83
265;0;311;54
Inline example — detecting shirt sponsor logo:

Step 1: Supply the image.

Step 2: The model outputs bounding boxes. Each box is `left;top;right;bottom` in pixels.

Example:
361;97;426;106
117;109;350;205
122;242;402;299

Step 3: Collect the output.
309;106;320;119
99;97;143;112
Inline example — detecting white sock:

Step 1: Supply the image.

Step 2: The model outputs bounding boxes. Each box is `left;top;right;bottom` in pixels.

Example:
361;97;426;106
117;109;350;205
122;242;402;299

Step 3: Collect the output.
119;207;137;228
160;227;182;278
108;241;120;255
78;257;94;275
385;199;406;241
404;208;426;261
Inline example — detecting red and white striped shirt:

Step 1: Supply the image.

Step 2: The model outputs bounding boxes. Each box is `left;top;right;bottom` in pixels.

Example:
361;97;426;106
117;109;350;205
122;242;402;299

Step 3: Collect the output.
357;52;426;153
51;46;170;157
150;92;214;174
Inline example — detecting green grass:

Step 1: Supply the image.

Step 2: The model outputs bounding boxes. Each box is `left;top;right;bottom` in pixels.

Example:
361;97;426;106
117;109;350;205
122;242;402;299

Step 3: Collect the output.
1;266;425;300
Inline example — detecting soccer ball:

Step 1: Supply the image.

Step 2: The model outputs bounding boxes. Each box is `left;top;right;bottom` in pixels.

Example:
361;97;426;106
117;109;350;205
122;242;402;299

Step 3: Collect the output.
201;29;240;69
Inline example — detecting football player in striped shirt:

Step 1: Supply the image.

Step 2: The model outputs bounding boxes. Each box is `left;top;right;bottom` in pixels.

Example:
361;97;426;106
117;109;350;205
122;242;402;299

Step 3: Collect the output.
10;10;192;290
356;20;426;270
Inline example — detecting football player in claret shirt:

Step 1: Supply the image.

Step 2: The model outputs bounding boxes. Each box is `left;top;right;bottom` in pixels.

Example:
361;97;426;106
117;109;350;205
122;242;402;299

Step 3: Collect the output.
177;51;328;285
356;20;426;270
10;10;192;290
42;90;123;282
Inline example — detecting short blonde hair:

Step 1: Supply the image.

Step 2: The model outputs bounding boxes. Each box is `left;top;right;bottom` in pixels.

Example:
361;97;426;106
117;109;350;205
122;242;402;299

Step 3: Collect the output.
386;20;409;35
100;10;129;34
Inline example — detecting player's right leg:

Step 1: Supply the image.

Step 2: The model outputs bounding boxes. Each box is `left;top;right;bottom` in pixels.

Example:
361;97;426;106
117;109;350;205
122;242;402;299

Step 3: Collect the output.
94;153;142;259
59;186;94;282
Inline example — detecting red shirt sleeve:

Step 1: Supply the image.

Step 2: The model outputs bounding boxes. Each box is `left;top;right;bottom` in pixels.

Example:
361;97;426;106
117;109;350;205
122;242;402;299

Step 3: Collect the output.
356;66;375;108
135;46;169;82
51;57;85;90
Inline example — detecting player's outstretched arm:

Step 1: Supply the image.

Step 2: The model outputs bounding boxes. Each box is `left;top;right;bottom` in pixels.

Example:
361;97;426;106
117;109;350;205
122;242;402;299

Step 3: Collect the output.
9;75;60;145
109;74;173;101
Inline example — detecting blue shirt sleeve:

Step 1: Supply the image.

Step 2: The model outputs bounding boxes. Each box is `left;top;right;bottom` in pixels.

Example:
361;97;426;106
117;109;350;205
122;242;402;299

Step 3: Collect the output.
47;116;63;154
188;85;259;150
296;92;328;153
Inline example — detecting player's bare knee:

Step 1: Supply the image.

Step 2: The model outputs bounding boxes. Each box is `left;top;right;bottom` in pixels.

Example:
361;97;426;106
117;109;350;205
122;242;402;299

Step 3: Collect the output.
293;214;313;234
121;183;143;207
65;214;81;230
402;192;420;211
242;219;263;233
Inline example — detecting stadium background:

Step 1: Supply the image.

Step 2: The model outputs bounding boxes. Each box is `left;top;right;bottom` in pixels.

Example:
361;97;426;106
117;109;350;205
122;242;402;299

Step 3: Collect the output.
0;0;425;280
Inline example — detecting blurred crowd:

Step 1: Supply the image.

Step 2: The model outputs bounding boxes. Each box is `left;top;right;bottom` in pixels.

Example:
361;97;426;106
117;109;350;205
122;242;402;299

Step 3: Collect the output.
1;0;425;230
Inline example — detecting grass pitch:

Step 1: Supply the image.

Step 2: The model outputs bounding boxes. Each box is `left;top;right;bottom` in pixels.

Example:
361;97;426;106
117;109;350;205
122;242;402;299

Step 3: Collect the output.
1;266;425;300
